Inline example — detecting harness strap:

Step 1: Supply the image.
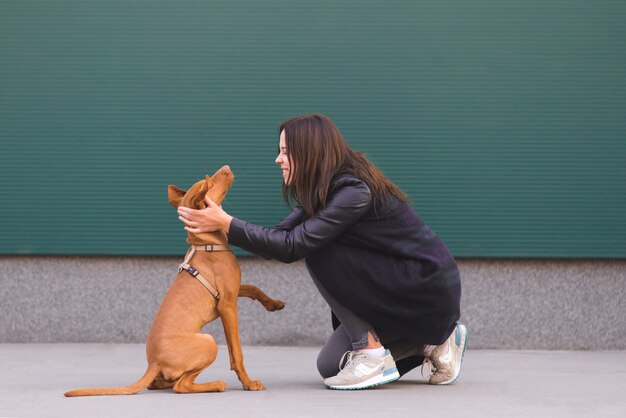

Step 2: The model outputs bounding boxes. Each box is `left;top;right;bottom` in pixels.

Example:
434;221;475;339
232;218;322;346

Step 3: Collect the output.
179;262;220;300
177;244;231;300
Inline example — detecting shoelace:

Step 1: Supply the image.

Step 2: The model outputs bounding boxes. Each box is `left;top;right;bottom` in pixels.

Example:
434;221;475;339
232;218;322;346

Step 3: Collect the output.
421;357;434;378
337;350;366;376
421;350;440;378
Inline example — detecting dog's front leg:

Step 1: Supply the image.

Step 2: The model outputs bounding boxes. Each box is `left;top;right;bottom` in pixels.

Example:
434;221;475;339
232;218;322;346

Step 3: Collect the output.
218;300;265;391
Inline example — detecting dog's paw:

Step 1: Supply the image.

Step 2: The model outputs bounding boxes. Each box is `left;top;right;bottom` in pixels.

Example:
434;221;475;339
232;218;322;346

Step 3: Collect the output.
244;380;265;391
214;381;228;392
267;300;285;311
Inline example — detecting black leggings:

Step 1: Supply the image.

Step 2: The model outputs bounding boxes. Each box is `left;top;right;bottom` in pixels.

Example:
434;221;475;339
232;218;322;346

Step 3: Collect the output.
308;265;426;379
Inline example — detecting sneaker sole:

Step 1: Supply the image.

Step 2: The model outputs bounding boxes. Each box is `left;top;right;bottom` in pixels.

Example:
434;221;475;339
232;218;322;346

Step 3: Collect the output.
325;369;401;390
436;324;468;385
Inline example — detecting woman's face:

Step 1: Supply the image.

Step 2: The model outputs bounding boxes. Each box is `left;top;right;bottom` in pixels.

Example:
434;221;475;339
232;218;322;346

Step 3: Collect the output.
275;129;292;185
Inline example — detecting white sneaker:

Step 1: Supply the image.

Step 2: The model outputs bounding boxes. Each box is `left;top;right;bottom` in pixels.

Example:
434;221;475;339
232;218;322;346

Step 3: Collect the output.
423;324;468;385
324;349;400;390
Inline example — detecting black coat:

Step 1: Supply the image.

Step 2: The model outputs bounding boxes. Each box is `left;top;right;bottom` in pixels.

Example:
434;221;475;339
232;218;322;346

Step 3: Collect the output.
228;174;461;346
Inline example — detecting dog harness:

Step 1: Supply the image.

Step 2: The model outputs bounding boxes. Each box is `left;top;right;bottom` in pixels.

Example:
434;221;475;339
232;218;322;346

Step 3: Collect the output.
178;244;231;300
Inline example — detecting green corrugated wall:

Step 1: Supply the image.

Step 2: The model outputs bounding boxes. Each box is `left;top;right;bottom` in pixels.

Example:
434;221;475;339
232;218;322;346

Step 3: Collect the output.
1;0;625;257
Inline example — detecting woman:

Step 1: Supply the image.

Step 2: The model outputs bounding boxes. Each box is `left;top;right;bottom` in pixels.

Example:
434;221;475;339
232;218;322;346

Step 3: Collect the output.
177;114;467;390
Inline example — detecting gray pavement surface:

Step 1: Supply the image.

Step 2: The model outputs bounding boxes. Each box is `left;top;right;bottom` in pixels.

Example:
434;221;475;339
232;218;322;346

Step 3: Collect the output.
1;344;625;418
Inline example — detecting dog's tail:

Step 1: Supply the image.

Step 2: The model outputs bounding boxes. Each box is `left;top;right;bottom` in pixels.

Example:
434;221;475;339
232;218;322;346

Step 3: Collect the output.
64;363;160;397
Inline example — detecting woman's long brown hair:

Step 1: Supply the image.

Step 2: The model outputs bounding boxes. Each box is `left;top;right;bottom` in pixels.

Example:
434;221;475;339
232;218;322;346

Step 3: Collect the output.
279;114;408;216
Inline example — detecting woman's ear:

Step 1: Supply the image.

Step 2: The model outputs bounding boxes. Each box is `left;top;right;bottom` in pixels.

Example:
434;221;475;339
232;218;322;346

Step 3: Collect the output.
167;185;186;208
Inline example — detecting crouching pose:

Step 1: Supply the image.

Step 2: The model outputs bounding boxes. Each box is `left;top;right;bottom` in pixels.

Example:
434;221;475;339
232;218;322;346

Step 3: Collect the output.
178;114;467;390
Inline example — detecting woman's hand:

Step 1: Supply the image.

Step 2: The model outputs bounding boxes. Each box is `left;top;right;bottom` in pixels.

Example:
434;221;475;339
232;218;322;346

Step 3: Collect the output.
178;196;233;234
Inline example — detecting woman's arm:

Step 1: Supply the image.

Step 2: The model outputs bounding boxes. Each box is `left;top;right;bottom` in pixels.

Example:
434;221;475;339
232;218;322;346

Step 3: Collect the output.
228;178;371;263
274;206;306;231
178;201;305;234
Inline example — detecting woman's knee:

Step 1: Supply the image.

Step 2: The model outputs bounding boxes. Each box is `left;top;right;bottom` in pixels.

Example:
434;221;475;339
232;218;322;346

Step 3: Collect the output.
317;324;351;378
316;350;340;379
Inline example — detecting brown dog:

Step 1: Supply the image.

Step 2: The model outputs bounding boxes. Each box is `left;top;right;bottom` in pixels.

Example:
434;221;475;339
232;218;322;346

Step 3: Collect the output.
65;165;284;396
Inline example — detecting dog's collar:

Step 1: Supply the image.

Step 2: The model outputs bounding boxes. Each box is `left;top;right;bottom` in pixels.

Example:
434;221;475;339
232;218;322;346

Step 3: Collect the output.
191;244;231;252
178;244;231;300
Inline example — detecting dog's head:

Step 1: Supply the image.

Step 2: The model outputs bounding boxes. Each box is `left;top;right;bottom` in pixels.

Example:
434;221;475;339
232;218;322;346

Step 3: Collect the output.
167;165;234;244
168;165;234;210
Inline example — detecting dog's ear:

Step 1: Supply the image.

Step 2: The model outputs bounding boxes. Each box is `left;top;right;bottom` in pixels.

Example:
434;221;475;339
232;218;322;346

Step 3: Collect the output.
189;175;214;209
167;185;186;208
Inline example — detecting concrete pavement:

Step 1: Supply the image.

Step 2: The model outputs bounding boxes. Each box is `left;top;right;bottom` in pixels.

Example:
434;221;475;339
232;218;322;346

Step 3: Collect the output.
1;344;625;417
